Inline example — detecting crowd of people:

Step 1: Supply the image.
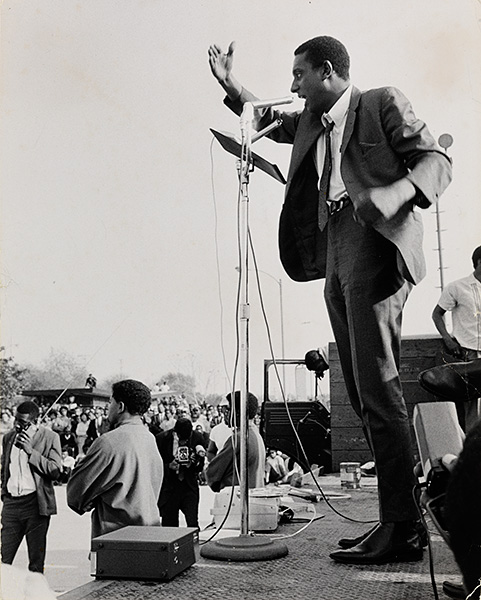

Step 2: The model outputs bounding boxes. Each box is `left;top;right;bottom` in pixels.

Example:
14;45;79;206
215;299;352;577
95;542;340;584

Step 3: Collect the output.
0;382;305;577
0;392;294;489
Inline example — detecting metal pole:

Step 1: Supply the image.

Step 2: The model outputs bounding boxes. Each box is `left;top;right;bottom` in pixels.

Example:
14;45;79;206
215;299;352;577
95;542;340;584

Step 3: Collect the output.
436;133;454;291
435;203;445;291
238;103;253;536
278;278;286;390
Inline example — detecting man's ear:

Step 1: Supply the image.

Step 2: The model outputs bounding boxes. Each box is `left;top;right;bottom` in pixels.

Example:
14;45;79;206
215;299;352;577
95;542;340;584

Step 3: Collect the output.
321;60;334;80
117;401;126;413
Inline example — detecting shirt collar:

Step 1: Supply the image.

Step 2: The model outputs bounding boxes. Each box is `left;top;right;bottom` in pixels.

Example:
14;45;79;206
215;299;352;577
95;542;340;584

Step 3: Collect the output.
322;84;352;128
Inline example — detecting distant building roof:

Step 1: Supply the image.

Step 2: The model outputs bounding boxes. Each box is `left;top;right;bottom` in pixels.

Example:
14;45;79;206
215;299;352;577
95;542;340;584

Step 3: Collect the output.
22;388;110;400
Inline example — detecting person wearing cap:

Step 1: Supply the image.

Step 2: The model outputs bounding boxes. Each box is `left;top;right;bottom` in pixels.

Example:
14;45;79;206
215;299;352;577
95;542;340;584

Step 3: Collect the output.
155;417;207;528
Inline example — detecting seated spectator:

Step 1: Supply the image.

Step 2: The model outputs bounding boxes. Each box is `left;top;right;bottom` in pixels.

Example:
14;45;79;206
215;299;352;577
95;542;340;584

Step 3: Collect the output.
85;373;97;389
265;448;288;484
206;392;265;492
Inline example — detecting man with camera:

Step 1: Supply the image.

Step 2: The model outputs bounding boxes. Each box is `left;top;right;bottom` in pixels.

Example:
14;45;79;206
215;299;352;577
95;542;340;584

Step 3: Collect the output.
155;417;207;529
1;400;62;573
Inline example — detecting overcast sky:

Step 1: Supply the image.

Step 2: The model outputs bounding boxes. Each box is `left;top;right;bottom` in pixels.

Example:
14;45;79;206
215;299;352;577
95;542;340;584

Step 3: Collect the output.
1;0;480;397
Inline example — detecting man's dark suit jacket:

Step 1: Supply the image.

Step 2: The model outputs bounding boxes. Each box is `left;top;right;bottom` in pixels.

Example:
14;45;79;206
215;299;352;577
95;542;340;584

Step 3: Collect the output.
155;429;206;494
1;425;62;516
226;85;452;284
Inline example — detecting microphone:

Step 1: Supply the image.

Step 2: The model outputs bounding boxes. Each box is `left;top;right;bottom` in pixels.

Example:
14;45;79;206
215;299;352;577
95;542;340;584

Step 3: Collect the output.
250;96;294;109
251;118;283;143
298;411;312;425
240;97;293;133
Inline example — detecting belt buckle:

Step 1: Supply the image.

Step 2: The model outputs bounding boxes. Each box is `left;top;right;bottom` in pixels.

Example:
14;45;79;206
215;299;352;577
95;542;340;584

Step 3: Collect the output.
329;196;349;216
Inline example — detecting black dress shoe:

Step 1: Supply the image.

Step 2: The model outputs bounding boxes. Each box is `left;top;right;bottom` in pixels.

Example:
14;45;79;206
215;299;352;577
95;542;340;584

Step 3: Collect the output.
442;580;467;599
338;520;428;549
418;359;481;401
338;524;379;549
330;521;423;565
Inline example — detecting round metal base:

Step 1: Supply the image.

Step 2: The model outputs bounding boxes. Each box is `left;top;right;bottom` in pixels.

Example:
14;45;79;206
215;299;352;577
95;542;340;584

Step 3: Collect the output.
200;534;288;562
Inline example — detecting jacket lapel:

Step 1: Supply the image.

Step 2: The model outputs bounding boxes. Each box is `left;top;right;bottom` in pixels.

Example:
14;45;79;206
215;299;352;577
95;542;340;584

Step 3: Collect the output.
1;432;16;490
287;87;362;189
286;110;323;185
340;86;361;157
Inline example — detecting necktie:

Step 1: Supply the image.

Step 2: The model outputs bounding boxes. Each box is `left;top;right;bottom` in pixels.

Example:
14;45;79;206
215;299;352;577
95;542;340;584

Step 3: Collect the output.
318;120;335;231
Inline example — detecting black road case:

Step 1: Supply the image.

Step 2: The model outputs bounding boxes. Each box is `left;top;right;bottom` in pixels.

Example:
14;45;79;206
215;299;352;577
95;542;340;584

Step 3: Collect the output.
91;526;197;581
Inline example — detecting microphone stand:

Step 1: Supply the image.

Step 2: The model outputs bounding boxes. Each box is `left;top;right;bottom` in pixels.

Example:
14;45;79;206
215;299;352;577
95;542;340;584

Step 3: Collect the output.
201;104;288;561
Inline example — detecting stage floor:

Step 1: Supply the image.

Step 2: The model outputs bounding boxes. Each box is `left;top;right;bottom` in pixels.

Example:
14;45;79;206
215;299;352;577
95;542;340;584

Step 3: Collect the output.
60;475;460;600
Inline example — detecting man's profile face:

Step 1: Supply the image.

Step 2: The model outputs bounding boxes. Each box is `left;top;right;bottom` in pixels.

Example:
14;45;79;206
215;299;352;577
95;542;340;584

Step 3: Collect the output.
107;396;122;426
291;52;328;116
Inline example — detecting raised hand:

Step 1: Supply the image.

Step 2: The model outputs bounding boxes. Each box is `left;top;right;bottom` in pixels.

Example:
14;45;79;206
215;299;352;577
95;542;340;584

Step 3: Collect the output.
208;41;236;83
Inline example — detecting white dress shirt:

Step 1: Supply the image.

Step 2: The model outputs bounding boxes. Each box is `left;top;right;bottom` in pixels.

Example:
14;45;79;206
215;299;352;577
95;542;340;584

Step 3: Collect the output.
7;425;38;496
314;85;352;205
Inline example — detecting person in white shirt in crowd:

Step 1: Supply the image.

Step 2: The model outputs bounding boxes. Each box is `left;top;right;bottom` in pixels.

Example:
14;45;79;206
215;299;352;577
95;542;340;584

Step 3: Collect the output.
206;399;232;462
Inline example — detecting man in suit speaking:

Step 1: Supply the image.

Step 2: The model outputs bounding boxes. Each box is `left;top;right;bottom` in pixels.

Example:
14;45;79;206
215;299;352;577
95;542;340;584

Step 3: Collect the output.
208;36;452;565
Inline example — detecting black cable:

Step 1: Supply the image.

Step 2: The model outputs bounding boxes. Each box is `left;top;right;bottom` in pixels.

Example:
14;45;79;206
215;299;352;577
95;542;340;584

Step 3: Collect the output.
202;135;251;542
248;230;376;525
412;482;440;600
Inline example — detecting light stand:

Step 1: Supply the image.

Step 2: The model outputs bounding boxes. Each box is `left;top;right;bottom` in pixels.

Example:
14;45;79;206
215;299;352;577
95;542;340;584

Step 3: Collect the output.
201;104;288;561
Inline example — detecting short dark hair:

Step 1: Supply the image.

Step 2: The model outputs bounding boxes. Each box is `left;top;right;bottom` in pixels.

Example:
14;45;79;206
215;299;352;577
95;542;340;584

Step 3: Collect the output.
471;245;481;268
174;417;193;439
226;391;259;424
17;401;40;420
295;36;350;80
111;379;151;416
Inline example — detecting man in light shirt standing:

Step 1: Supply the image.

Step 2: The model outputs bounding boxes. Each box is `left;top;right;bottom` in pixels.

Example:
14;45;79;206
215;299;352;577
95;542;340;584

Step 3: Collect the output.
1;401;62;572
432;245;481;431
67;379;163;539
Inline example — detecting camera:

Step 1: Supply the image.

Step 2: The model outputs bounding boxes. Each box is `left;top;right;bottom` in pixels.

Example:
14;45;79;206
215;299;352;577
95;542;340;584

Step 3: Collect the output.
14;421;32;448
176;446;191;465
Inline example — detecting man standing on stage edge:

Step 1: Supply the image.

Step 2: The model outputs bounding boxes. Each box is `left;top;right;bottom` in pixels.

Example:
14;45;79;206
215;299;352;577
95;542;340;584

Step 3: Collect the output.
67;379;163;539
208;36;452;564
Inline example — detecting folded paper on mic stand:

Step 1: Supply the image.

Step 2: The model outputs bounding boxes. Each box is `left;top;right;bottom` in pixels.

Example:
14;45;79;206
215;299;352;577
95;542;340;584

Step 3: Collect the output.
210;128;286;184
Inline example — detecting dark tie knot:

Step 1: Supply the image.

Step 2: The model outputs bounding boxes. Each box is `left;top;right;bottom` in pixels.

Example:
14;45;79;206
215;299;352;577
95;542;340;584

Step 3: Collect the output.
324;120;334;134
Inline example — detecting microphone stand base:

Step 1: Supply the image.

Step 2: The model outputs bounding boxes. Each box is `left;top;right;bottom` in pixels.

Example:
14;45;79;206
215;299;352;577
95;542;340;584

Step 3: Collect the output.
200;534;288;562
